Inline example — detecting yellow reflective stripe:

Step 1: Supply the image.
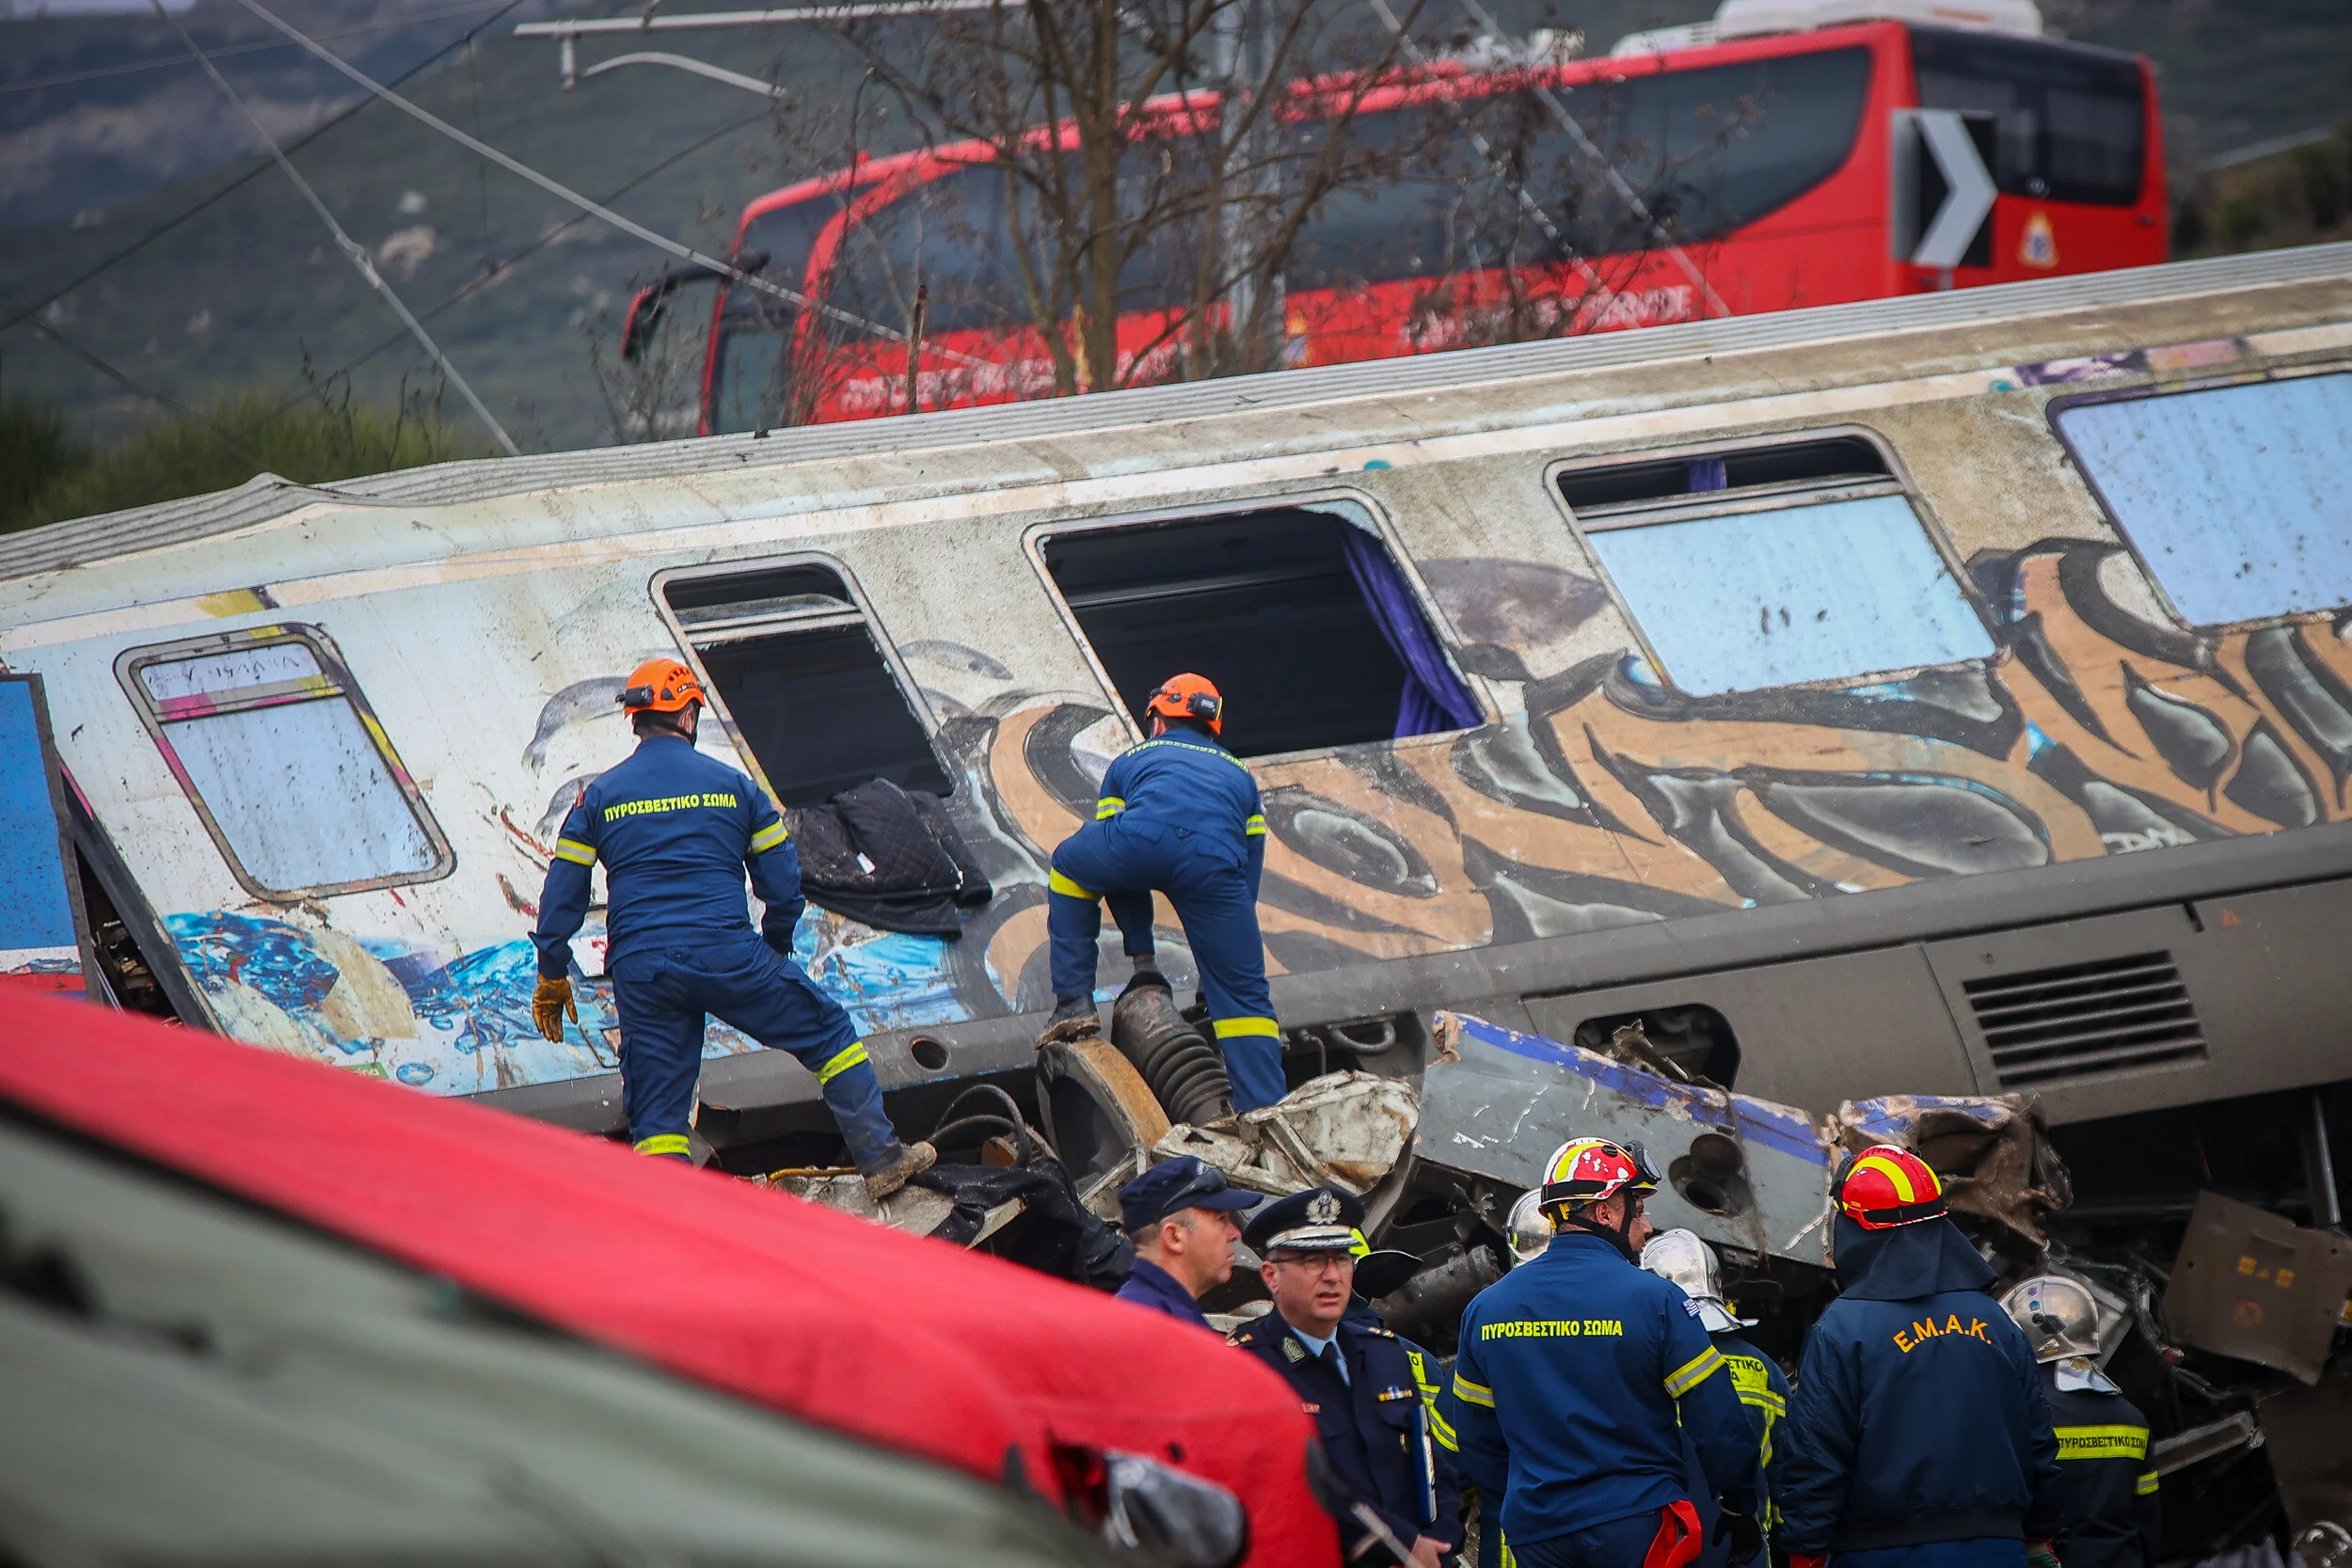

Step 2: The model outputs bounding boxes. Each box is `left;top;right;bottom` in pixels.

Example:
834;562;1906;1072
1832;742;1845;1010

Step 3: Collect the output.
1664;1346;1726;1398
1214;1016;1281;1039
1740;1388;1788;1418
1095;797;1126;819
1244;814;1267;835
815;1041;870;1086
1451;1373;1494;1408
1047;869;1097;899
749;820;789;853
554;838;596;865
2054;1425;2150;1461
2136;1471;2159;1497
633;1133;691;1157
1430;1407;1459;1450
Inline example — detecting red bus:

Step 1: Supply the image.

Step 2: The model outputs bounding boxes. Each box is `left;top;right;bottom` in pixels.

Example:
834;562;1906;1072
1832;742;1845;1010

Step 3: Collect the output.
631;16;2163;432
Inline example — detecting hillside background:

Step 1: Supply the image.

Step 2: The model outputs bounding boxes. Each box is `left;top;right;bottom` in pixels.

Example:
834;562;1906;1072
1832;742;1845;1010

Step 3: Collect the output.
1;0;2347;461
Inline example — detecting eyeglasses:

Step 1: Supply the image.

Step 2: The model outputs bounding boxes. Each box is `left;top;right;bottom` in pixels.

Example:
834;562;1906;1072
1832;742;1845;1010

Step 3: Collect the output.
1271;1253;1355;1276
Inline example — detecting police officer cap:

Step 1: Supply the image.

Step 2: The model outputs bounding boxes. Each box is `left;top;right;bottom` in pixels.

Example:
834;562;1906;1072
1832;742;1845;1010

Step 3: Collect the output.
1119;1155;1261;1233
1245;1185;1365;1256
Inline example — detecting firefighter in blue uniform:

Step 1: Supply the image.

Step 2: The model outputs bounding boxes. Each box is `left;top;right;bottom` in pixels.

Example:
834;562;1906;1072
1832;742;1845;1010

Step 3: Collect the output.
2001;1275;2161;1568
1778;1147;2064;1568
1440;1138;1763;1568
529;658;932;1195
1643;1229;1791;1568
1231;1187;1460;1567
1041;673;1284;1112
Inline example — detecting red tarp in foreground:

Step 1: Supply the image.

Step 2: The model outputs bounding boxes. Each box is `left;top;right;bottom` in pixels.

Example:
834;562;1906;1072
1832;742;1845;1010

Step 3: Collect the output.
0;993;1336;1566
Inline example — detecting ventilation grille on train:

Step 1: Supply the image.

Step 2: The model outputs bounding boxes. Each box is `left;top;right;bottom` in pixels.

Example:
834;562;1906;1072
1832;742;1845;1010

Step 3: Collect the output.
1962;951;2208;1086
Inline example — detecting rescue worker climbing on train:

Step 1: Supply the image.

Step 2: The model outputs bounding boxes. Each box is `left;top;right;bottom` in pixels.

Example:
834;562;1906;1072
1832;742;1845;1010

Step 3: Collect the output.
1642;1229;1790;1568
1778;1146;2064;1568
2001;1275;2162;1568
1041;673;1285;1112
1439;1137;1764;1568
528;657;933;1195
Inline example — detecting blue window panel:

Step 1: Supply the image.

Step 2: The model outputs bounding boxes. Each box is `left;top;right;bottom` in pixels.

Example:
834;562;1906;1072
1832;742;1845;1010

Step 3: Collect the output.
1589;493;1994;696
2055;373;2352;626
0;682;77;955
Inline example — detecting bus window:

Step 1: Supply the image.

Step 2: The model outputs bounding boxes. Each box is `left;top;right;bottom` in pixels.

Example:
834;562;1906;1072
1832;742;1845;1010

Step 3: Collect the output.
1561;437;1994;696
1285;47;1872;291
660;562;950;807
115;626;453;899
1911;28;2145;207
1039;504;1482;758
828;163;1018;337
709;200;840;435
2051;372;2352;628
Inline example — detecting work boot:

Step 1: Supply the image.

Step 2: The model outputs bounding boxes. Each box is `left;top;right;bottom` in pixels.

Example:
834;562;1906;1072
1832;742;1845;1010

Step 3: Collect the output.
862;1139;936;1200
1036;995;1099;1046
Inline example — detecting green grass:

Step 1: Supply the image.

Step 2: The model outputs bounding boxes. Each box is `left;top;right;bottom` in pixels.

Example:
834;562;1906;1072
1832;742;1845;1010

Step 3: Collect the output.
1;388;492;534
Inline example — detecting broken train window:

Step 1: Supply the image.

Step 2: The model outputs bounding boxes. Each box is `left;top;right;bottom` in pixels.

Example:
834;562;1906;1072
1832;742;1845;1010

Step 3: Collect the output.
1556;434;1996;697
2050;372;2352;629
116;626;453;899
1036;501;1484;759
660;560;950;808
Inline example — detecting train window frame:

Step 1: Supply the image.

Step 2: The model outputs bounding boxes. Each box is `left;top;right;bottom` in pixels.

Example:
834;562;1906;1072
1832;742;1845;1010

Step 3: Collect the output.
113;624;454;901
1546;426;1999;697
1022;489;1489;760
648;552;955;809
2046;367;2352;632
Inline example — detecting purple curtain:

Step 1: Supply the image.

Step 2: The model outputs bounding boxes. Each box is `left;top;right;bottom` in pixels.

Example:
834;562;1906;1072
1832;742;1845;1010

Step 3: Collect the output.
1340;528;1484;739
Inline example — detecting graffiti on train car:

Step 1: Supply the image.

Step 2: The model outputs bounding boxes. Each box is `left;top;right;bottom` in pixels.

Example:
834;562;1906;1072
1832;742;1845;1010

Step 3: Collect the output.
150;531;2352;1092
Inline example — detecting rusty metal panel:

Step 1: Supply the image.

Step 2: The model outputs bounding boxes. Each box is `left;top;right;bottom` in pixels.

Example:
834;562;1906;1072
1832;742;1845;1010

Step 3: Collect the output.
2163;1189;2352;1385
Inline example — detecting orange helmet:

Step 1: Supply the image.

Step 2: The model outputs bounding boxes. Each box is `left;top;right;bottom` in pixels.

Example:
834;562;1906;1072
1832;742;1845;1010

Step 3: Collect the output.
1539;1136;1660;1210
1835;1145;1947;1230
1145;673;1223;735
617;657;706;715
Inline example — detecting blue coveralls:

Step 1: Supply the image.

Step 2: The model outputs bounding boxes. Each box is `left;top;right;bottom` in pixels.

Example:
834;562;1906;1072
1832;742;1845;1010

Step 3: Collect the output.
1439;1232;1760;1568
1777;1291;2064;1568
532;733;899;1168
1232;1311;1462;1561
2042;1365;2161;1568
1046;730;1282;1111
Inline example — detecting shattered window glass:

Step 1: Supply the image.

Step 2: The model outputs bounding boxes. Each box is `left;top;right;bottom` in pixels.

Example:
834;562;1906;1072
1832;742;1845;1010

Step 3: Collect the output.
2052;373;2352;627
1581;491;1994;696
122;628;449;897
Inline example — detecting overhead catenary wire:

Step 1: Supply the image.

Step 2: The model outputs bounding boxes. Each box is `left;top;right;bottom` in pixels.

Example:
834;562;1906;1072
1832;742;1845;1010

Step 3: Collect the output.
148;0;519;456
0;0;509;99
229;0;989;368
0;0;532;343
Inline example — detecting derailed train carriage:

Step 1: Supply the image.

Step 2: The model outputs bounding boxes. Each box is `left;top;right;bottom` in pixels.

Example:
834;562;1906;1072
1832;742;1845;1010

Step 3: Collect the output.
5;244;2350;1554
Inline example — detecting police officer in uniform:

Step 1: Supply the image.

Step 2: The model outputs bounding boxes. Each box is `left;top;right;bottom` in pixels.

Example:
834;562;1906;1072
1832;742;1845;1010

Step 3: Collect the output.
1041;673;1284;1111
1643;1229;1791;1568
2002;1275;2161;1568
530;658;931;1195
1778;1147;2063;1568
1441;1138;1762;1568
1231;1187;1460;1567
1111;1155;1261;1327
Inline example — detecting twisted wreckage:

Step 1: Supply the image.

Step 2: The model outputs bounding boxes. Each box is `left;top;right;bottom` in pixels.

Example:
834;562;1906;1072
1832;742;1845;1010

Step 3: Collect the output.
6;249;2352;1556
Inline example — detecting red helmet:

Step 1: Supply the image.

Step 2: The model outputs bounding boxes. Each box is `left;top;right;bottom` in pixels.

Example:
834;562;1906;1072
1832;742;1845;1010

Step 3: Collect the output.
1835;1145;1947;1230
1145;673;1223;735
618;657;706;716
1539;1137;1660;1211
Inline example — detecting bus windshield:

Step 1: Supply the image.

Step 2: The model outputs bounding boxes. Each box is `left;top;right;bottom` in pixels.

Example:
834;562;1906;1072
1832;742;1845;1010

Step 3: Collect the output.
1909;28;2145;206
709;198;841;434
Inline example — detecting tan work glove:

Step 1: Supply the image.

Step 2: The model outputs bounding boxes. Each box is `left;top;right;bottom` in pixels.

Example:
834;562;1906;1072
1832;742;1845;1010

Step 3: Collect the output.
532;974;579;1045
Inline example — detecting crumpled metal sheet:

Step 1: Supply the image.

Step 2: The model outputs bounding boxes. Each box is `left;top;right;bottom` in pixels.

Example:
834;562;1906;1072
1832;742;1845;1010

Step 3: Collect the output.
1154;1070;1418;1196
1833;1093;2073;1252
1417;1012;1839;1267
